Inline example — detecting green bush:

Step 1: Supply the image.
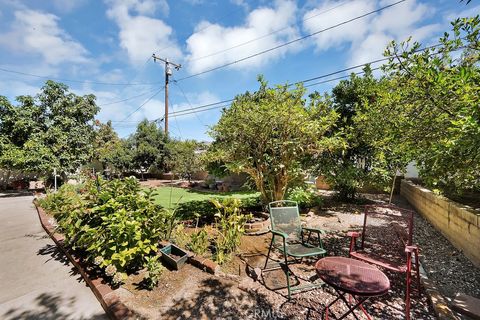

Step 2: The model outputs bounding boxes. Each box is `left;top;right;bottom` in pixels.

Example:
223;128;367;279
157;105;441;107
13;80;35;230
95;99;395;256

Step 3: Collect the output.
39;176;169;284
176;195;262;222
211;198;252;264
286;185;323;209
188;228;210;256
143;256;165;290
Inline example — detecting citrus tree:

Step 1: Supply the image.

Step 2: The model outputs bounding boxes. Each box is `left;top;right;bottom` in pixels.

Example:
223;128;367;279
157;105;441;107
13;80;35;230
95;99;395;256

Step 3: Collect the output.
370;16;480;194
207;76;339;203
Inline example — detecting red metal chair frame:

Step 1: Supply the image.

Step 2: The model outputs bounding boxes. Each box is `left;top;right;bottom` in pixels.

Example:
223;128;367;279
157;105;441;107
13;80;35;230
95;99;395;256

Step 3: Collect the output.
347;204;420;320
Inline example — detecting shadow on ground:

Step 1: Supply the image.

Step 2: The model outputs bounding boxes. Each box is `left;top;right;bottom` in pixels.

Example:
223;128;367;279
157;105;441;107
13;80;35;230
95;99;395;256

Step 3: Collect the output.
1;293;106;320
163;278;286;320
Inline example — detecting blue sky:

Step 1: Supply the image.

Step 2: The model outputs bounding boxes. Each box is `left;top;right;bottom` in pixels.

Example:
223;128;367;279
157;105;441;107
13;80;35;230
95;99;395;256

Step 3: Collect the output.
0;0;478;140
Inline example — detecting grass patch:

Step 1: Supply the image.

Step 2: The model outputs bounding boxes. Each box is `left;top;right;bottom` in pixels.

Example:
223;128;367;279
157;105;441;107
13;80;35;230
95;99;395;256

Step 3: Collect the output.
151;186;259;209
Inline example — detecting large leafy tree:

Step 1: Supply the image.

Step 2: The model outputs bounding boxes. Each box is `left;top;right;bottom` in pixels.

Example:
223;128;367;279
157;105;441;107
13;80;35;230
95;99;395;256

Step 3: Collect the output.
167;139;204;182
207;76;338;203
92;120;133;176
368;16;480;194
130;120;169;177
312;66;394;200
0;81;99;181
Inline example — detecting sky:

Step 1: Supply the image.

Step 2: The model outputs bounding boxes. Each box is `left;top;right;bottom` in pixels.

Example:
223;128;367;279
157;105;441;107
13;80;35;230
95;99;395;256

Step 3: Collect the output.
0;0;478;141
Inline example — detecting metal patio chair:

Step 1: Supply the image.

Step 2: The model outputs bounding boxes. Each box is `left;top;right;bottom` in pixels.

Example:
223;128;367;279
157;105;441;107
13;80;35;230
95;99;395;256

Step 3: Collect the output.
263;200;327;298
347;204;420;320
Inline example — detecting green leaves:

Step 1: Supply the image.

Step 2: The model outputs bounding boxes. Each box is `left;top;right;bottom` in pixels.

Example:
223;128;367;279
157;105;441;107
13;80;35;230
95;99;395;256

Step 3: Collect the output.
39;176;169;284
0;80;99;177
373;16;480;194
207;77;337;203
212;198;251;264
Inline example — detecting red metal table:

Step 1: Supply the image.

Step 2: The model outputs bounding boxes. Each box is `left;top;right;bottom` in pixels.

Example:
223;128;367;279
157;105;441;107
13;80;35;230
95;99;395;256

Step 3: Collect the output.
315;257;390;320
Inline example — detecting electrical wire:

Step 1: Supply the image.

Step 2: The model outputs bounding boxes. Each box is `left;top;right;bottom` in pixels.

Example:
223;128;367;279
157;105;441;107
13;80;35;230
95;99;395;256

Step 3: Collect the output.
98;86;159;106
174;0;407;82
115;38;460;124
118;86;165;122
187;0;355;63
171;78;208;126
0;66;153;86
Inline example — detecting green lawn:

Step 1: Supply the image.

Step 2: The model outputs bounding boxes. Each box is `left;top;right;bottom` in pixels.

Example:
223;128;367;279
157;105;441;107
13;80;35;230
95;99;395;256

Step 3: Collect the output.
151;186;259;208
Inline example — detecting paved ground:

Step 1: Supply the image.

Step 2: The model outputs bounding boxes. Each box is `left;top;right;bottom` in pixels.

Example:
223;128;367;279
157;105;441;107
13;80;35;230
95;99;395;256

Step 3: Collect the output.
0;194;107;320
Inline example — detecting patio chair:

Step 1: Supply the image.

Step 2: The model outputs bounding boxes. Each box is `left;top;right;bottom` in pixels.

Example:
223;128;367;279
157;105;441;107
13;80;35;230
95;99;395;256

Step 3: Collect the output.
263;200;327;298
347;204;420;320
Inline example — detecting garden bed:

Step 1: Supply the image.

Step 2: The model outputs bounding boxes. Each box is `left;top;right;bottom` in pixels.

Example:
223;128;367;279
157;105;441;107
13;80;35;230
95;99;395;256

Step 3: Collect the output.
107;193;452;319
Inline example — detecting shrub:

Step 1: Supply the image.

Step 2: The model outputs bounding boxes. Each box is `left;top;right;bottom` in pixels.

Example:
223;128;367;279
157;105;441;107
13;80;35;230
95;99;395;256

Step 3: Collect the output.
286;185;323;209
188;228;210;256
39;176;168;284
176;194;262;222
143;256;165;290
211;198;252;264
171;224;190;249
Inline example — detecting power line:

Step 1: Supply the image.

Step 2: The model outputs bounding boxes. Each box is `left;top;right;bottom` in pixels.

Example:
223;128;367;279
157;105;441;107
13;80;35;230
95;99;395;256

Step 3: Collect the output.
175;0;407;82
170;103;232;117
98;86;158;106
171;79;207;127
187;0;354;63
118;86;165;122
166;42;462;117
0;66;153;86
119;39;460;124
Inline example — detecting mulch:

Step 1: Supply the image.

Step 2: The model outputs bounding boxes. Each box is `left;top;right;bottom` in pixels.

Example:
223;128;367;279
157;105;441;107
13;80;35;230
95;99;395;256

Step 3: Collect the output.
115;192;479;319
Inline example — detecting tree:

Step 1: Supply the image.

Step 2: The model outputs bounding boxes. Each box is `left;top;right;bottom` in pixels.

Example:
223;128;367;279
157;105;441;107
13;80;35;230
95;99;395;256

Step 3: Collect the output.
92;120;133;177
130;120;168;177
0;81;99;182
369;16;480;194
207;76;338;203
167;139;204;182
312;66;393;200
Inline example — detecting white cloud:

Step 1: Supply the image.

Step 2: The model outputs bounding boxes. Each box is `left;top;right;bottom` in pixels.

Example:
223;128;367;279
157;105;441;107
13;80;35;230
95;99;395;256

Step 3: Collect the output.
0;9;90;65
445;4;480;21
185;0;301;74
105;0;179;65
303;0;375;52
303;0;441;66
348;0;440;66
52;0;89;13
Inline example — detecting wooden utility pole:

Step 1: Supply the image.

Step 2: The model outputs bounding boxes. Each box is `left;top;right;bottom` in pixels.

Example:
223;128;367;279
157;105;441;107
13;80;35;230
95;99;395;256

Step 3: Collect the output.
152;54;181;135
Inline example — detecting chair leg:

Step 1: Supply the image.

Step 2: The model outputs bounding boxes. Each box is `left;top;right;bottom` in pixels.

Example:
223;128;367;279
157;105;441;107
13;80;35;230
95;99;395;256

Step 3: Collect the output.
414;250;421;292
406;272;411;320
264;236;274;269
284;253;291;299
406;252;412;320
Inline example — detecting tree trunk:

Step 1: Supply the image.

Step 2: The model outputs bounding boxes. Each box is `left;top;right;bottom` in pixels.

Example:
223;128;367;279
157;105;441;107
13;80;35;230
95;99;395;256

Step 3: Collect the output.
389;172;397;205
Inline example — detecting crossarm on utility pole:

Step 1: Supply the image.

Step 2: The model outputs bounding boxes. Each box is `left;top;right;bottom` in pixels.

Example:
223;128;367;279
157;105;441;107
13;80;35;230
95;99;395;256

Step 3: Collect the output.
152;54;182;136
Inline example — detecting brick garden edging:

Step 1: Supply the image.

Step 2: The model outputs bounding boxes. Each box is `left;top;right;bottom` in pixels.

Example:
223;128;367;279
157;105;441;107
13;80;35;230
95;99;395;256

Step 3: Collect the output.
33;201;135;320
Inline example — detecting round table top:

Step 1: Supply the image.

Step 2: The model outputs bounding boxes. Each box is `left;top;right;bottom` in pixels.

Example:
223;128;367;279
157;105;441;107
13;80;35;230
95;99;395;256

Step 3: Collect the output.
315;257;390;296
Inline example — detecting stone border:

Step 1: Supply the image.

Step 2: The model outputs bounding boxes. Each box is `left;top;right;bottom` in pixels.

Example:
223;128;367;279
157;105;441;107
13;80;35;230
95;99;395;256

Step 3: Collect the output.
33;201;135;320
244;212;270;235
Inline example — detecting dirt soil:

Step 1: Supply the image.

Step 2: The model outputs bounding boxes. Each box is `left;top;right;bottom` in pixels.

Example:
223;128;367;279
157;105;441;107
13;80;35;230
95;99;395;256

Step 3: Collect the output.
117;192;479;319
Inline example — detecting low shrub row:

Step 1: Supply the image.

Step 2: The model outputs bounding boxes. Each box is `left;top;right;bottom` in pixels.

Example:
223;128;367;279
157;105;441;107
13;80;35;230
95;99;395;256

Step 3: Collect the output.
39;177;174;285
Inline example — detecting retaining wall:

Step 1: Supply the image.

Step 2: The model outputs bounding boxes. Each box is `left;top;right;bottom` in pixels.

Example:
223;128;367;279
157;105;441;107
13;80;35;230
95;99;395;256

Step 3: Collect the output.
401;179;480;267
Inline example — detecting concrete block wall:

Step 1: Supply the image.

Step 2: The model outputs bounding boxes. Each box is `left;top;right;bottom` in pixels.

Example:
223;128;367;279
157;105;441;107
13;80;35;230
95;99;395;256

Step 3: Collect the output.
401;180;480;267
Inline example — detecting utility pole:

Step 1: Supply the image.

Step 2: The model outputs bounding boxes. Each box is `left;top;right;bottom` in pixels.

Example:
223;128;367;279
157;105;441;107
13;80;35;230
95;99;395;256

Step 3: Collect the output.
152;54;181;136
